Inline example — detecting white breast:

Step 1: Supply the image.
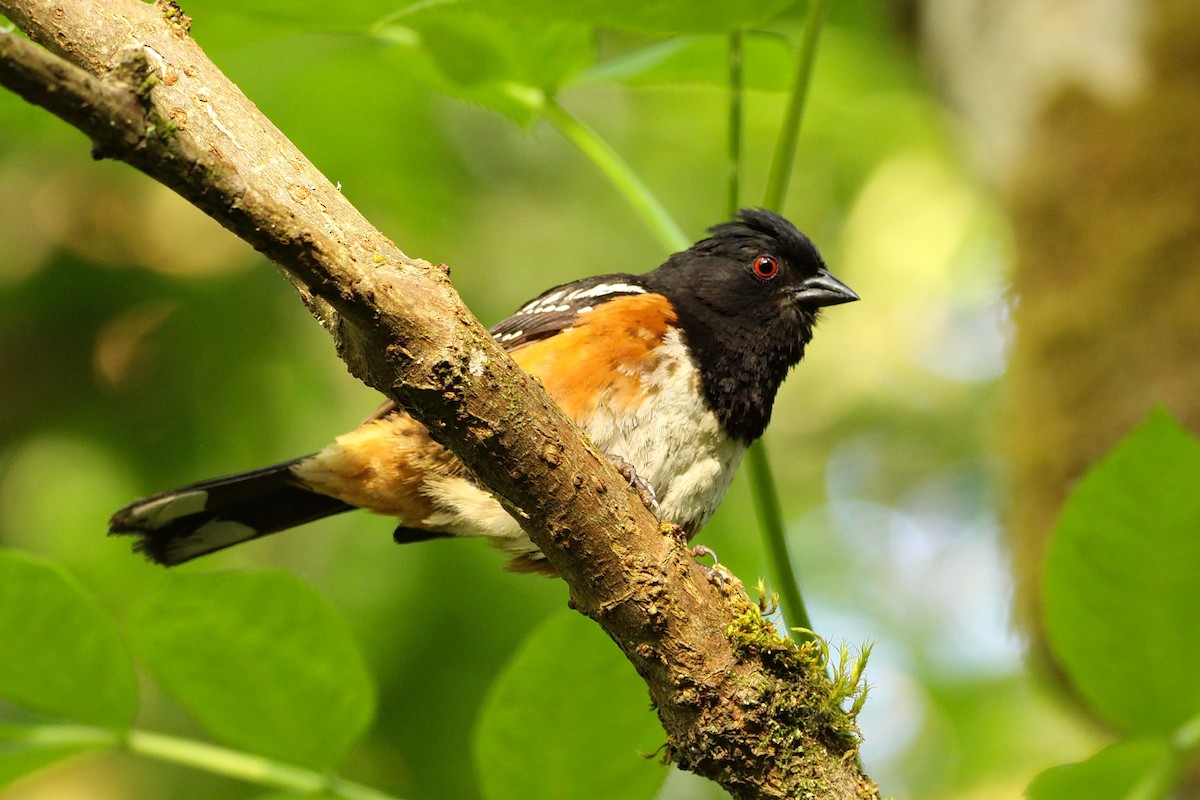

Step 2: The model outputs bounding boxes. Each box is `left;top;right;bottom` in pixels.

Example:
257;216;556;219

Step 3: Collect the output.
422;330;744;558
577;329;745;533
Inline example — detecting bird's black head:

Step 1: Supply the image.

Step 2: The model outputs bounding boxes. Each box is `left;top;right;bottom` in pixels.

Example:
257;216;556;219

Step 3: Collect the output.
643;208;858;444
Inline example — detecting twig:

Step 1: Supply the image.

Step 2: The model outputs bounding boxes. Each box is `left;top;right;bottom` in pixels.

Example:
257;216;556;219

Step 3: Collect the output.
9;724;405;800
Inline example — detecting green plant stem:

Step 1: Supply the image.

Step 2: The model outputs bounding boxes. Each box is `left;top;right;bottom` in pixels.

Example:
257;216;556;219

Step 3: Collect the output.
727;31;743;218
763;0;832;211
744;0;833;639
724;31;812;633
747;442;813;631
541;99;689;253
10;724;405;800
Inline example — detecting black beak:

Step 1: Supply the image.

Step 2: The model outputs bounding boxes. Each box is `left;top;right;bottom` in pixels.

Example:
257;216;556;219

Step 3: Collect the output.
793;269;859;308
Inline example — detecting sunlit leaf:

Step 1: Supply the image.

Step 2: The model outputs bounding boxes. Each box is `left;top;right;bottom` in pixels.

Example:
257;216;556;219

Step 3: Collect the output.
1026;738;1175;800
0;550;138;728
474;609;667;800
125;571;375;770
1044;408;1200;734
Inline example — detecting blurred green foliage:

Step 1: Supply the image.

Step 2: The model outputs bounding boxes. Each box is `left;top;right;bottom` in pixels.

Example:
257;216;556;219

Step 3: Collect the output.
1027;739;1178;800
474;610;667;800
1044;409;1200;736
1031;410;1200;799
125;571;376;769
0;552;136;729
0;0;1126;798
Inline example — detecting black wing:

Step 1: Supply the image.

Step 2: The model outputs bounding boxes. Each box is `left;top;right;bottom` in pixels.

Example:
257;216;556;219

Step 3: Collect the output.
488;273;648;351
364;273;649;424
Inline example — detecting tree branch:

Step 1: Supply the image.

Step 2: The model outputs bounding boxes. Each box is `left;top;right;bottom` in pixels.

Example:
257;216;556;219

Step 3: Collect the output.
0;2;878;797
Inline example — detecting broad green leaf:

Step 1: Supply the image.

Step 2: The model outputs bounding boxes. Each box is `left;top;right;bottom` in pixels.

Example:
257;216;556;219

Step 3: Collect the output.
1043;408;1200;734
467;0;794;35
1026;738;1175;800
125;571;375;770
0;550;138;728
474;609;667;800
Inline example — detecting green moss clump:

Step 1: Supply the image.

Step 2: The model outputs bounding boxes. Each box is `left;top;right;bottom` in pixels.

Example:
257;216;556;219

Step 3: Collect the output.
726;601;872;754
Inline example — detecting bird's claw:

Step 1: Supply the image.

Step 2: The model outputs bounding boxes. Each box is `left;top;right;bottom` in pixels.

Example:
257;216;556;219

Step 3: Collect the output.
605;453;661;519
690;545;727;588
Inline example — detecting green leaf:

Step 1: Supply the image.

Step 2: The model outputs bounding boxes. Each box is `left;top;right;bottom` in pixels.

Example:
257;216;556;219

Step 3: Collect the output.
0;550;138;728
474;609;667;800
1026;738;1175;800
375;7;594;123
467;0;794;35
1044;408;1200;735
124;571;375;770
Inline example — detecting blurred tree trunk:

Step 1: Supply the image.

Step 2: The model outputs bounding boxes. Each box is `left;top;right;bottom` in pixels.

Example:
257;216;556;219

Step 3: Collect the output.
919;0;1200;662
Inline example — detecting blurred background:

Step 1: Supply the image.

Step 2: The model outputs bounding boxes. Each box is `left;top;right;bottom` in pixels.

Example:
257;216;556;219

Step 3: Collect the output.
2;0;1197;797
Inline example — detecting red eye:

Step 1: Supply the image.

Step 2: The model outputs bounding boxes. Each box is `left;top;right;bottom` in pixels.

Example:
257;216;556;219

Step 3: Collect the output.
752;255;779;280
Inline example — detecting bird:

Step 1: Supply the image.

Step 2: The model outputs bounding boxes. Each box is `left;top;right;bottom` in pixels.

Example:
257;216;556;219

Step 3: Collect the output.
109;208;858;573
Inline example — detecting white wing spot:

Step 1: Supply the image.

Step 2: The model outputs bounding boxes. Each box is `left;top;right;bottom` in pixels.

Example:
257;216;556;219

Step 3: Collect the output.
567;283;646;301
515;282;644;319
519;290;567;316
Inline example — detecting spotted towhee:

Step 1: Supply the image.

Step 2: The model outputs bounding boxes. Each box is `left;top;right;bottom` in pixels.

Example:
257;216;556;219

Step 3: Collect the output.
109;209;857;572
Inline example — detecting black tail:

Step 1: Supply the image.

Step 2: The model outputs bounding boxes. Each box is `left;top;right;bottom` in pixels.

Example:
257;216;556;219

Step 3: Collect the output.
108;458;354;566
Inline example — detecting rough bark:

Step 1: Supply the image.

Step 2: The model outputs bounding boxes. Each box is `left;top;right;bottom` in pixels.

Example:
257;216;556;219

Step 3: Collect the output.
0;1;878;797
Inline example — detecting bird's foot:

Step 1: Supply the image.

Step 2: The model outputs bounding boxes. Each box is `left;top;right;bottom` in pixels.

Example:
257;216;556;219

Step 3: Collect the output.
690;545;728;588
605;453;661;519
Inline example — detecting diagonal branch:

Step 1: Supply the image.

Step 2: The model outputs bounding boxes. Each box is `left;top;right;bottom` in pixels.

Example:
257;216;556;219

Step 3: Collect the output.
0;2;878;797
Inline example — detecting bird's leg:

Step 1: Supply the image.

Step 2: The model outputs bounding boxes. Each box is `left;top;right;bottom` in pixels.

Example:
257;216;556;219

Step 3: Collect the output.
603;453;661;519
